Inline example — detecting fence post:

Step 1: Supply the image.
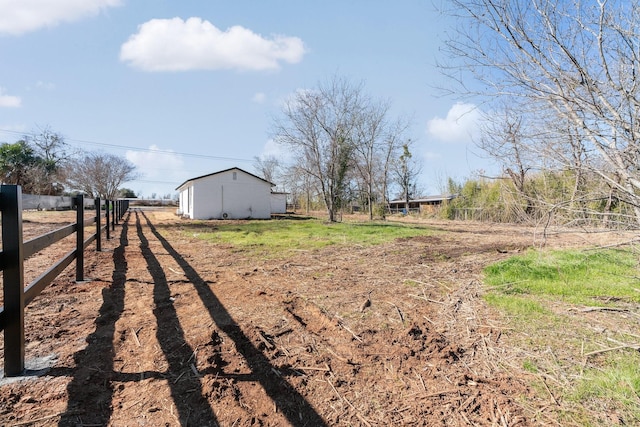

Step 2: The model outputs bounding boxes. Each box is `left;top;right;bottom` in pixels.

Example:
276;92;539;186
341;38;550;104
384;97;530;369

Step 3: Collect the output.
111;200;115;232
95;197;101;251
75;194;84;282
105;199;111;240
114;200;119;226
2;185;25;376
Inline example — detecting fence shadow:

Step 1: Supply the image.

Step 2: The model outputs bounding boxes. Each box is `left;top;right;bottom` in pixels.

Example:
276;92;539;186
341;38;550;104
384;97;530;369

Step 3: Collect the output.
51;209;327;425
134;210;219;424
57;211;131;425
141;210;328;427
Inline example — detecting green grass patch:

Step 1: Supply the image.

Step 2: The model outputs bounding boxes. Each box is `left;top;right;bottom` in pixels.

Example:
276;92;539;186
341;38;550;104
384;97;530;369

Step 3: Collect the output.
482;293;551;317
571;353;640;424
483;248;640;424
186;219;433;257
484;249;640;305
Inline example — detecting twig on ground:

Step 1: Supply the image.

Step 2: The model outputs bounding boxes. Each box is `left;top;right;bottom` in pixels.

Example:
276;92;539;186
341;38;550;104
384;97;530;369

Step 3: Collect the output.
405;278;435;288
294;365;331;372
168;267;185;275
187;345;199;363
570;306;629;313
131;327;141;347
414;368;427;392
423;315;435;325
585;343;640;357
539;375;559;405
325;346;348;363
174;370;186;384
337;319;363;342
386;301;405;323
257;330;275;349
408;294;446;305
190;363;199;377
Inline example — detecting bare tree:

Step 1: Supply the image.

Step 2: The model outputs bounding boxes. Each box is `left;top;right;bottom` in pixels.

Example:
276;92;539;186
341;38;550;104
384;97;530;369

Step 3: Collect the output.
478;108;532;195
253;155;281;186
273;75;411;221
26;125;68;165
351;101;412;219
272;76;364;222
442;0;640;225
65;152;139;199
379;119;411;219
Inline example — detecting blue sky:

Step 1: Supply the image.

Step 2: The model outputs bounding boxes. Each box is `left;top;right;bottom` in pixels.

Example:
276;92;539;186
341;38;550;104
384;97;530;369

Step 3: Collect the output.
0;0;495;197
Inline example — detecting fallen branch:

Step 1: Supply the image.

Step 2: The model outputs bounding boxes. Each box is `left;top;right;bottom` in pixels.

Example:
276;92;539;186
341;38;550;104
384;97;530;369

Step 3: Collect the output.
408;294;446;305
571;306;629;313
190;363;199;377
585;343;640;357
294;365;331;372
386;301;405;323
257;330;275;349
130;327;141;347
325;346;348;363
337;319;363;342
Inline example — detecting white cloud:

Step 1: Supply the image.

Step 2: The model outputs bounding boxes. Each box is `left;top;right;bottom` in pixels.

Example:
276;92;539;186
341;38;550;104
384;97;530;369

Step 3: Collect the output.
423;151;441;160
426;102;482;143
0;88;21;107
0;0;122;35
119;17;306;72
125;145;187;186
260;139;285;159
35;80;56;90
252;92;266;104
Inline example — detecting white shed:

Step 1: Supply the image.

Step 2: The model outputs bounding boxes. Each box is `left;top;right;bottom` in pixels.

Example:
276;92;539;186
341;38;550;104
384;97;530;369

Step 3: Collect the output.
176;167;275;220
270;192;288;214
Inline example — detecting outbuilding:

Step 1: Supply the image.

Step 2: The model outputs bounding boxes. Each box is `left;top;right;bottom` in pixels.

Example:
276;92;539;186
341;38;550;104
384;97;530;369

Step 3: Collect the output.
388;194;457;215
176;167;275;220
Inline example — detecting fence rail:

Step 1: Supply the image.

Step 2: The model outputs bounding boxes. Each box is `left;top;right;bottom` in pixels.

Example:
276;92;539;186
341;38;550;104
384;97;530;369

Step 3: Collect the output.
0;185;129;376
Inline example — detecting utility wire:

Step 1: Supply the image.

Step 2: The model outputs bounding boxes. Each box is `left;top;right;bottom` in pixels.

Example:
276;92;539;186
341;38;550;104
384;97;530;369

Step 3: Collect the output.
0;128;255;163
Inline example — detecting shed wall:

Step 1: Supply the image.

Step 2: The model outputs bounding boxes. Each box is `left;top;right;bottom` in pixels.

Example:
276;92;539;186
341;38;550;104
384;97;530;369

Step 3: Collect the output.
190;169;272;219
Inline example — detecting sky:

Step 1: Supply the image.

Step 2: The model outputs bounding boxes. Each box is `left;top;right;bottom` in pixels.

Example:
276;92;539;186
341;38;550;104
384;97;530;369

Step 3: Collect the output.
0;0;496;198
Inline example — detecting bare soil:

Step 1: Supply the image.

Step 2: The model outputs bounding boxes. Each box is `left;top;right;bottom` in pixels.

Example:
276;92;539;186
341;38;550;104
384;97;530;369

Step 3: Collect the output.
0;209;632;426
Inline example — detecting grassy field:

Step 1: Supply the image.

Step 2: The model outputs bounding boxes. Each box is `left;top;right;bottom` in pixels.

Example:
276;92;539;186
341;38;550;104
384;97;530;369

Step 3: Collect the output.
484;248;640;425
183;218;435;257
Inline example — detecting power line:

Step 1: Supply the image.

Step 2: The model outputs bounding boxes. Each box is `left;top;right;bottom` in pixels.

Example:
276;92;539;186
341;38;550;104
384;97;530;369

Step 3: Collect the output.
131;179;181;185
0;128;255;163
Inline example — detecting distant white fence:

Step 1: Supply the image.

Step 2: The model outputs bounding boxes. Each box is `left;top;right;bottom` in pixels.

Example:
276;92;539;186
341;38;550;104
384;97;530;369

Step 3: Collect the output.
22;194;96;210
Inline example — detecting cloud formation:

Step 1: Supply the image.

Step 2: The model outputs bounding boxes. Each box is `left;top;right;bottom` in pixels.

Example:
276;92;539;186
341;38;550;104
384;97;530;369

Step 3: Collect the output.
0;88;21;107
0;0;122;35
126;145;187;188
427;102;481;143
120;17;306;72
252;92;266;104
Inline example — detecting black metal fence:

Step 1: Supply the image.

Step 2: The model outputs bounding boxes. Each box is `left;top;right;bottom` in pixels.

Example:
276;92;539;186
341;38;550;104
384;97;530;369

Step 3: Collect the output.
0;185;129;376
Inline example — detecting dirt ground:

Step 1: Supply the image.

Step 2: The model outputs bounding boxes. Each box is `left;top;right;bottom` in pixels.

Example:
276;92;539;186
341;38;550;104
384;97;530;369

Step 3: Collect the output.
0;208;633;426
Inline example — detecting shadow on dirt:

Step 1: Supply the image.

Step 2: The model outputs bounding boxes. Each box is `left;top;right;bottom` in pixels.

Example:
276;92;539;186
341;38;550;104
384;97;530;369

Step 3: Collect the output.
142;210;328;427
136;211;219;424
56;212;130;426
51;209;327;426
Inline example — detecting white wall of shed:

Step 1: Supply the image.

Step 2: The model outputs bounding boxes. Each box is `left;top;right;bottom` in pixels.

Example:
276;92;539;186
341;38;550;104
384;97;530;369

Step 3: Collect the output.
178;186;193;218
270;193;287;214
191;169;272;219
